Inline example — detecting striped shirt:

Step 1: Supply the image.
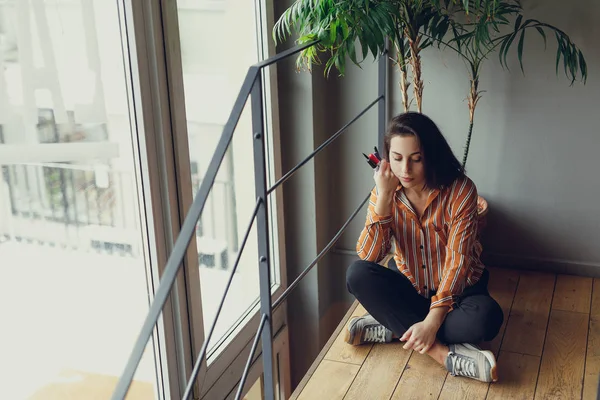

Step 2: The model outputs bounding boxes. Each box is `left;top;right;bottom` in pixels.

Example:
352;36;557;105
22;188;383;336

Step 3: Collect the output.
356;176;485;311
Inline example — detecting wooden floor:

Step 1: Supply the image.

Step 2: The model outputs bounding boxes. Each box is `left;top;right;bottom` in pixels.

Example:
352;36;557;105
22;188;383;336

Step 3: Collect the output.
290;267;600;400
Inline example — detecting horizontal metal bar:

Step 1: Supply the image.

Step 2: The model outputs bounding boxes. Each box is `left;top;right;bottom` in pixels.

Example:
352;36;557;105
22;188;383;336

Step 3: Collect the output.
255;40;319;69
267;96;383;195
234;314;268;400
182;198;262;400
272;192;371;311
111;69;259;400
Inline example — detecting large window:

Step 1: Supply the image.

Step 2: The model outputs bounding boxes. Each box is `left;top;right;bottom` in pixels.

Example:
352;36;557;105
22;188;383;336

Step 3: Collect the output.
0;0;164;398
0;0;287;398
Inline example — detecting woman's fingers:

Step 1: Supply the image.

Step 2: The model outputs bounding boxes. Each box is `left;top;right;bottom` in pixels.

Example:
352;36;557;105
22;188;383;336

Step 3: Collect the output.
383;160;391;174
404;337;421;351
399;327;412;342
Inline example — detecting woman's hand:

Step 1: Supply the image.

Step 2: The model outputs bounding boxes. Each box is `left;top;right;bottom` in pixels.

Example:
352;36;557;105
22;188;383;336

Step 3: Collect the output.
399;320;439;354
374;160;399;196
400;307;448;354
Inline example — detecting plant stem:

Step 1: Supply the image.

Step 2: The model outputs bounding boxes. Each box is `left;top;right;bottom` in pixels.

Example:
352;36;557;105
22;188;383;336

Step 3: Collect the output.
395;43;411;112
462;118;474;168
408;34;424;113
462;76;480;168
400;65;410;112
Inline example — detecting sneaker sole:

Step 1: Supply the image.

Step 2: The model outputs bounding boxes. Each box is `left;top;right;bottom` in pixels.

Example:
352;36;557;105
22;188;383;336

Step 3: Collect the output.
344;327;353;344
344;318;359;345
463;343;498;382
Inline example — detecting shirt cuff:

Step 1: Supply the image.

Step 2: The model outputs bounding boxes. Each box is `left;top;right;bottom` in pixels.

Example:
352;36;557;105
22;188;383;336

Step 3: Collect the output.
430;291;456;312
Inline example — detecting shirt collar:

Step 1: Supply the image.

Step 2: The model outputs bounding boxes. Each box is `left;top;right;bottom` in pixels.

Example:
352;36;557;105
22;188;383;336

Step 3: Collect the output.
396;186;442;217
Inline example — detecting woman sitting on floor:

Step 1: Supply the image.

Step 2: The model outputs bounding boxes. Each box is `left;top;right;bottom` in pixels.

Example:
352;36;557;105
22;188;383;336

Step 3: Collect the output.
345;112;503;383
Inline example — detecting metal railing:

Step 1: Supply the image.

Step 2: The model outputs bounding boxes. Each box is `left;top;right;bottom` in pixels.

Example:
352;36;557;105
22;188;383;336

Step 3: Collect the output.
112;40;388;400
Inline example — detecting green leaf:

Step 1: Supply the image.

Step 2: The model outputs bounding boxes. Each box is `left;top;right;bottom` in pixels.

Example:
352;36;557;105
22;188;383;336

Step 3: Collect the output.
517;29;525;73
330;20;337;44
359;36;369;59
348;40;359;66
334;53;344;75
451;24;463;53
341;19;349;39
535;26;547;50
500;32;517;70
579;49;588;83
514;14;523;31
555;36;562;75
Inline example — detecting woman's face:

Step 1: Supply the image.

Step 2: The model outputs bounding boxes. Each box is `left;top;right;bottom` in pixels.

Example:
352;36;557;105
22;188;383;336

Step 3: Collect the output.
388;135;426;190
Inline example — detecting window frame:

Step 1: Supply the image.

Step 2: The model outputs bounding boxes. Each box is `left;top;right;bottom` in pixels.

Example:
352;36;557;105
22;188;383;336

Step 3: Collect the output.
120;0;205;398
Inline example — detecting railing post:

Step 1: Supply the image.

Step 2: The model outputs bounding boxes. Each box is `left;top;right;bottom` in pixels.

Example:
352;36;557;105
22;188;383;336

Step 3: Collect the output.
250;67;275;400
378;40;388;154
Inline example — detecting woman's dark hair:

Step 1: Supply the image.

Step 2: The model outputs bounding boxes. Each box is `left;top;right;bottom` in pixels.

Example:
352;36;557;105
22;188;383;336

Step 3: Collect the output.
384;112;464;190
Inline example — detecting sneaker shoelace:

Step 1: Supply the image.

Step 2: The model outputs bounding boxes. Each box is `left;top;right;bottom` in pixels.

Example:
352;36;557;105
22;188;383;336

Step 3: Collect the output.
363;325;387;342
448;353;477;378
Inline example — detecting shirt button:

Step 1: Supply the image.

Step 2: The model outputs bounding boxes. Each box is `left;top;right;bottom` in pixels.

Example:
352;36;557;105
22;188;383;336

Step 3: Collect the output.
422;265;426;269
423;285;428;289
420;245;424;249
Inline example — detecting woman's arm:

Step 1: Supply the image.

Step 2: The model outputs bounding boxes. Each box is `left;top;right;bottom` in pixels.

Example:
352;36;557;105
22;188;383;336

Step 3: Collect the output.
356;187;395;262
430;178;479;312
356;160;398;262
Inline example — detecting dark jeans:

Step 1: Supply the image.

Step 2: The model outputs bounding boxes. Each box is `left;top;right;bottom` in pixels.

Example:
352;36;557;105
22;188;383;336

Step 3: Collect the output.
346;260;504;345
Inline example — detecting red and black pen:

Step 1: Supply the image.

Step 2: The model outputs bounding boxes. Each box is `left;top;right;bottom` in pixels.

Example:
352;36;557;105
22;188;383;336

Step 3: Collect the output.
363;146;382;169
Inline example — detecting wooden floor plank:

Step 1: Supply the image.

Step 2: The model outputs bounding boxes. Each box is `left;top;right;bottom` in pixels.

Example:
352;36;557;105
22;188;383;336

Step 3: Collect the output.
296;360;360;400
552;274;593;314
486;351;540;400
583;278;600;400
437;374;489;400
292;269;598;400
325;304;373;365
344;343;411;400
390;352;447;400
290;301;360;400
485;267;520;356
535;309;588;400
502;271;556;356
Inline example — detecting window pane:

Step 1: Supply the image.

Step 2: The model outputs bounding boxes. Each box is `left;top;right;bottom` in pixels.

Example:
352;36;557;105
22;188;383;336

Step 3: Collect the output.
0;1;161;398
176;1;280;357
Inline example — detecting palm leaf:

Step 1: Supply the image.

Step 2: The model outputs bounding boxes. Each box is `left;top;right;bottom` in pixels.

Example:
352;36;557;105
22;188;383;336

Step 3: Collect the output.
517;28;525;73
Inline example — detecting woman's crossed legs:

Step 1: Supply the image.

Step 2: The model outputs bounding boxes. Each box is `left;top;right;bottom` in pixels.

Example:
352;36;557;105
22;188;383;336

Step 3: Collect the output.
345;260;504;382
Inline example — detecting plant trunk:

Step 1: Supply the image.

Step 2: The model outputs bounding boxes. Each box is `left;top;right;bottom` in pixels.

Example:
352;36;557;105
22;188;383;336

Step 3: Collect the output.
462;76;480;168
399;64;410;112
395;43;410;112
407;34;423;113
462;119;474;168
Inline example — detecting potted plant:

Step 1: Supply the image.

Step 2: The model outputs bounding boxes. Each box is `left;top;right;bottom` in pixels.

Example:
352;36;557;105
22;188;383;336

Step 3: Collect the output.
431;0;587;232
274;0;452;112
274;0;587;235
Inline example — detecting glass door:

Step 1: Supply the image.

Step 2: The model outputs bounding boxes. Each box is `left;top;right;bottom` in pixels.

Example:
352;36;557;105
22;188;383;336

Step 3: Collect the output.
0;0;168;398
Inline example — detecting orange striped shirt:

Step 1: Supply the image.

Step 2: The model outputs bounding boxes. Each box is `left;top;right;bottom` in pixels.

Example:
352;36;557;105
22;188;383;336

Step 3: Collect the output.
356;176;485;311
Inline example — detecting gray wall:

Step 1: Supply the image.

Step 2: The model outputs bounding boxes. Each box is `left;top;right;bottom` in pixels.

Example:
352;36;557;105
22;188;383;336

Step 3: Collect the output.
407;0;600;274
276;0;600;391
332;0;600;274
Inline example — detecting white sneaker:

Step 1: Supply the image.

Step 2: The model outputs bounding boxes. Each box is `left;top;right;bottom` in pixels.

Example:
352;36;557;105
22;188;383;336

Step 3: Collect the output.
445;343;498;382
344;315;393;345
